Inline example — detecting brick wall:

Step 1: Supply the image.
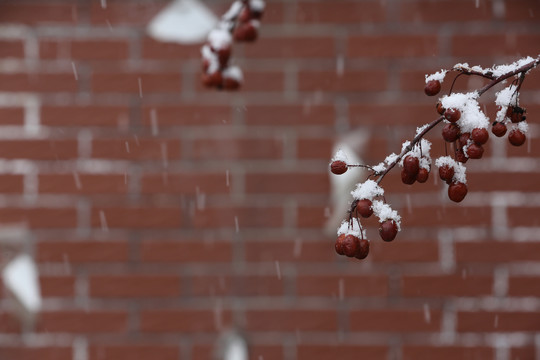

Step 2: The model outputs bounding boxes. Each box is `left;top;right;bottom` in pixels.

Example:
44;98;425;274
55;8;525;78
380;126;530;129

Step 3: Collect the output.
0;0;539;359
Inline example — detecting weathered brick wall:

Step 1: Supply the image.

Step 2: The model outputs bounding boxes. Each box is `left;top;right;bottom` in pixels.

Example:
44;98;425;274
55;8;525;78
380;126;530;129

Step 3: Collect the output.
0;0;539;359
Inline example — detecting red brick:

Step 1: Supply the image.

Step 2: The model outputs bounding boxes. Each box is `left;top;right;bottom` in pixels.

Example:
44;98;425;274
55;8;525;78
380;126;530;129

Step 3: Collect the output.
467;172;540;192
0;140;78;160
90;2;164;24
0;175;24;193
140;309;231;332
39;40;61;59
192;344;284;360
457;311;540;332
456;242;540;263
0;74;77;92
510;347;536;360
244;105;335;126
40;276;75;297
349;103;433;125
298;345;387;360
191;138;282;159
298;70;387;92
0;40;24;58
0;313;20;333
0;108;24;125
38;241;129;263
89;275;180;298
39;311;128;333
91;139;181;160
296;2;386;23
245;310;337;331
140;240;233;263
39;174;128;194
193;207;282;229
91;207;182;228
191;275;284;297
0;347;71;360
508;207;540;227
41;106;129;127
401;275;493;297
401;206;491;227
0;3;75;24
403;346;494;360
71;40;129;60
296;275;388;297
141;38;201;59
505;0;540;21
349;309;441;332
297;138;334;159
141;105;232;126
141;173;229;194
244;240;335;263
400;1;492;22
243;37;335;58
297;206;328;228
370;241;439;263
89;345;178;360
348;35;438;58
89;345;179;360
0;208;77;228
508;276;540;297
246;173;329;194
92;73;181;93
451;34;524;57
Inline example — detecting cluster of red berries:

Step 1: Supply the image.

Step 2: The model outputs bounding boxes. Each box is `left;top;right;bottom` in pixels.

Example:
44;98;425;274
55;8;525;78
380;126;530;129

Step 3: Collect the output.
437;160;468;202
335;233;369;259
492;105;527;146
201;0;265;91
401;155;429;185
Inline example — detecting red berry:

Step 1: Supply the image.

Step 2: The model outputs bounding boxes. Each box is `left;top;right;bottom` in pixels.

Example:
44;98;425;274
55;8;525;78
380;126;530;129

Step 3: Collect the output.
335;234;346;255
508;129;526;146
458;132;471;150
401;168;416;185
342;235;359;257
355;238;370;260
438;164;454;182
507;106;526;123
234;22;258;42
466;143;484;159
238;7;251;22
417;168;429;183
379;220;398;242
436;102;445;115
455;149;469;164
424;80;441;96
491;122;507;137
356;199;373;218
444;108;461;123
217;47;231;68
403;155;420;177
202;71;223;88
330;160;347;175
448;182;468;203
223;77;241;90
442;123;460;142
471;128;489;145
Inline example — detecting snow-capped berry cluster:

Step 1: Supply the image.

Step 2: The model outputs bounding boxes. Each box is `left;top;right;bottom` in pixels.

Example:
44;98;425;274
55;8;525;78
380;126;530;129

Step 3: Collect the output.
329;56;540;260
201;0;265;90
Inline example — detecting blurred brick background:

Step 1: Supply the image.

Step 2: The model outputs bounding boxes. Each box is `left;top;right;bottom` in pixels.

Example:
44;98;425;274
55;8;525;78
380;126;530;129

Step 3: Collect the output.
0;0;539;359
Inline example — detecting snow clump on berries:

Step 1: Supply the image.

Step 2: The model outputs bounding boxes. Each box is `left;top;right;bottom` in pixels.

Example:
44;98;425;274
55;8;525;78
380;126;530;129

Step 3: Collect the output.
372;153;399;174
351;179;384;201
425;69;448;83
371;200;401;230
332;149;350;163
201;45;220;73
208;29;232;50
249;0;266;11
440;92;490;133
495;85;519;123
337;220;366;239
435;156;467;184
223;65;243;82
399;139;432;171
